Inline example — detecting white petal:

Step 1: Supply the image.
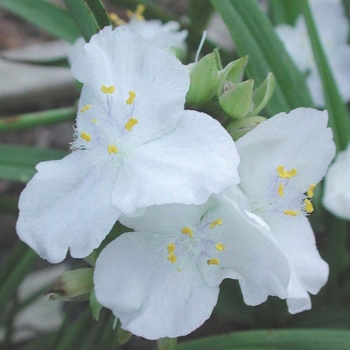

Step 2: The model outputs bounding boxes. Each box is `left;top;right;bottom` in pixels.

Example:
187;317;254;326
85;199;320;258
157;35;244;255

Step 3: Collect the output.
307;68;325;107
236;108;335;200
323;143;350;219
112;110;240;215
17;152;120;263
94;232;219;340
263;213;329;313
72;26;189;142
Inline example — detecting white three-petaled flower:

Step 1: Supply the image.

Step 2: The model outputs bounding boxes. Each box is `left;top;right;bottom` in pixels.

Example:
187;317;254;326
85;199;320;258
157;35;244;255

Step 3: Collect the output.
16;26;239;263
323;142;350;220
276;0;350;106
234;107;335;313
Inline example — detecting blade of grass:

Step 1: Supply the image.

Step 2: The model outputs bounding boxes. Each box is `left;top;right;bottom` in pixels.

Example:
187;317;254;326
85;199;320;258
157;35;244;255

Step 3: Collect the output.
268;0;302;26
0;0;80;43
301;1;350;151
0;107;76;133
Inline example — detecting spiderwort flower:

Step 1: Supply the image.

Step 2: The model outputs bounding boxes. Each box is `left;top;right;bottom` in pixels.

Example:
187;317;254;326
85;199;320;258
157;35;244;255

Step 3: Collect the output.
276;0;350;106
235;108;335;313
94;193;290;340
16;26;239;264
323;142;350;220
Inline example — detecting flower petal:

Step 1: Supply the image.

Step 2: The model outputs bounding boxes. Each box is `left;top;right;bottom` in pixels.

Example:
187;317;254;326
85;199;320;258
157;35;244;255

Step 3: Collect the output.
112;110;240;215
323;142;350;220
17;152;120;263
72;26;189;142
94;232;219;339
263;213;329;314
236;108;335;200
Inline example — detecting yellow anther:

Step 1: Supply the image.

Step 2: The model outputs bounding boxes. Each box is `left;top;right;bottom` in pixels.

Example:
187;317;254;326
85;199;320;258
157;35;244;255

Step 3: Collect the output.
101;85;115;94
167;254;177;264
92;118;97;124
210;218;223;228
80;104;92;113
109;12;125;26
307;184;317;198
107;144;118;154
181;226;193;237
127;4;146;20
80;132;91;142
278;183;284;197
283;210;298;216
277;165;298;179
167;243;176;254
124;118;138;131
215;243;226;251
207;258;220;266
304;199;314;213
126;90;136;105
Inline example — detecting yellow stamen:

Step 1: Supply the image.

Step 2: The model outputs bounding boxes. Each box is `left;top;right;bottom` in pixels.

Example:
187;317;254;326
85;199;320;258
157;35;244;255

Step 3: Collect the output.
307;184;317;198
126;90;136;105
125;118;138;131
277;165;298;179
80;104;92;113
210;218;223;228
278;183;284;197
127;4;146;20
167;243;176;254
92;118;97;124
207;258;220;265
181;226;193;237
284;210;298;216
304;199;314;213
80;132;91;142
167;254;177;264
215;243;226;251
107;144;118;154
101;85;115;94
109;12;125;26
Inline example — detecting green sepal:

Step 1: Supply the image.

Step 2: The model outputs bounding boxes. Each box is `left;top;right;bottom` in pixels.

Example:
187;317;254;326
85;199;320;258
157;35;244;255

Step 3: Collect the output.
247;72;275;117
186;49;221;105
227;116;267;141
157;337;178;350
89;288;102;321
117;321;133;345
217;56;249;96
46;268;93;301
219;80;254;119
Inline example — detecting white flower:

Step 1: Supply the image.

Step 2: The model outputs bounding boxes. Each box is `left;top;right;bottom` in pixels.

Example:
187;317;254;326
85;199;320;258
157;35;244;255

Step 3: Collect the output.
235;107;335;313
94;193;290;340
17;26;239;264
323;142;350;220
276;0;350;106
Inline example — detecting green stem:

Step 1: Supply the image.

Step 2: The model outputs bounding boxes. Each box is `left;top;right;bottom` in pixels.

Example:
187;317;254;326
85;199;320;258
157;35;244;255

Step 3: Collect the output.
0;107;76;133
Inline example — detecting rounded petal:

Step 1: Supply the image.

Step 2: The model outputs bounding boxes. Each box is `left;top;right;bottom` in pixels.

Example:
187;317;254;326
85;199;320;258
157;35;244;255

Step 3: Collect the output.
236;108;335;200
263;213;329;314
94;232;219;339
72;26;189;142
323;143;350;219
17;152;120;263
112;110;240;215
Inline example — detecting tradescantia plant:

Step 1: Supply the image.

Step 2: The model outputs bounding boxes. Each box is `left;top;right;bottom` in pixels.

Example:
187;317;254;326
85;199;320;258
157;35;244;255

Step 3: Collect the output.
1;0;350;349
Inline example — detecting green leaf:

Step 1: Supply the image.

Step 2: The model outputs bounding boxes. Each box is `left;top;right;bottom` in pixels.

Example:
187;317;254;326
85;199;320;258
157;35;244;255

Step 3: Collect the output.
176;329;350;350
211;0;314;115
268;0;303;26
0;107;76;133
301;1;350;151
0;144;67;183
0;0;80;43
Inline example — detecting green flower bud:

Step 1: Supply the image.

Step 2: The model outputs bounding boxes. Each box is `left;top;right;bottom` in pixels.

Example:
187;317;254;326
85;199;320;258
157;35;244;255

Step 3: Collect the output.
186;49;221;105
247;73;275;117
217;56;249;96
46;268;93;302
219;79;254;119
227;116;267;141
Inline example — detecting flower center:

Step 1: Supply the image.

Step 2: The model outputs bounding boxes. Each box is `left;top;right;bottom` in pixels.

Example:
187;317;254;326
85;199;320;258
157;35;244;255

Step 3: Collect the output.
165;214;225;272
